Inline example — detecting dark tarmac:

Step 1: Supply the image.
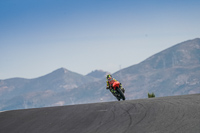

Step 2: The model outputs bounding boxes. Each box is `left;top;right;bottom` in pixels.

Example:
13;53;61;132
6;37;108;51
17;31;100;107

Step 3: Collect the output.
0;94;200;133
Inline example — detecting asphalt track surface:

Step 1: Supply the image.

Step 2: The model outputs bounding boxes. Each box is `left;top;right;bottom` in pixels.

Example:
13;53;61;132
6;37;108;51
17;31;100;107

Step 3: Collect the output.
0;94;200;133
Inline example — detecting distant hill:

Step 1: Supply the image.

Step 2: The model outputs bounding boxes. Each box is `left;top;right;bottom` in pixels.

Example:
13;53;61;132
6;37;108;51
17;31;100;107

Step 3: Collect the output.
0;68;97;111
0;38;200;111
86;70;110;79
115;38;200;99
73;38;200;103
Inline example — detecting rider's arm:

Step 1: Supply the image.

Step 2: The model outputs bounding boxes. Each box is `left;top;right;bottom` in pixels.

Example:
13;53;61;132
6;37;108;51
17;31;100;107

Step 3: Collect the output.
113;78;117;82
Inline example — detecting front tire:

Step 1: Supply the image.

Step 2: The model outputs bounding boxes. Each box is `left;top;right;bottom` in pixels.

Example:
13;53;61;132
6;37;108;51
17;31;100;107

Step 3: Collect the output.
116;87;125;100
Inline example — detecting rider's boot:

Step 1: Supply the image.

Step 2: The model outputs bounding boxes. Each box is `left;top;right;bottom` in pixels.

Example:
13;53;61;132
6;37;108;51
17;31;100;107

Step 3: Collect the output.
121;88;125;93
120;83;125;93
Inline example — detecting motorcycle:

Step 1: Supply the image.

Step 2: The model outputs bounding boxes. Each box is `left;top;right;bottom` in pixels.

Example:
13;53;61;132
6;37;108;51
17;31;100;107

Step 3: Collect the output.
108;81;125;101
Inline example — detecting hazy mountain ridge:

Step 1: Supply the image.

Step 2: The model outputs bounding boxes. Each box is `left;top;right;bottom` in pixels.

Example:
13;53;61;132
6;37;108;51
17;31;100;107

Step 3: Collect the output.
0;68;97;110
86;70;110;79
72;38;200;103
115;38;200;98
0;38;200;111
121;38;200;75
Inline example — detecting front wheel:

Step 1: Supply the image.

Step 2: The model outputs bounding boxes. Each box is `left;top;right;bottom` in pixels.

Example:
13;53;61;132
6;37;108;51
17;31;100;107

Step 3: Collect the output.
116;87;125;100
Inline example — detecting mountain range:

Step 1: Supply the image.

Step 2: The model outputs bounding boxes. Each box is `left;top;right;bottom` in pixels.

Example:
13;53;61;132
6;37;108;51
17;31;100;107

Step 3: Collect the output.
0;38;200;111
86;69;109;79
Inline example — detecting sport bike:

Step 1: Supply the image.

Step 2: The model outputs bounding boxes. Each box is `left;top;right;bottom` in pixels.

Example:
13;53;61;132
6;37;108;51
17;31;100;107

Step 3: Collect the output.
108;81;125;101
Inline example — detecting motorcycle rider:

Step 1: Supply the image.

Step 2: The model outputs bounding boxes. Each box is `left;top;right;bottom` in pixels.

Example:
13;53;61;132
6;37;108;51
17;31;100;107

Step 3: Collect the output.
106;74;125;93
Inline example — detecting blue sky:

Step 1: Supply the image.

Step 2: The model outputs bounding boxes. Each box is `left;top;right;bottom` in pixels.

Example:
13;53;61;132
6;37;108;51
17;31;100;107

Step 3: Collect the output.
1;0;200;79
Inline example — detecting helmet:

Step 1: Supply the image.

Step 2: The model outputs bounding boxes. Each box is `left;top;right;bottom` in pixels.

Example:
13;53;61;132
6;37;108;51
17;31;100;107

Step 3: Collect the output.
106;74;112;80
